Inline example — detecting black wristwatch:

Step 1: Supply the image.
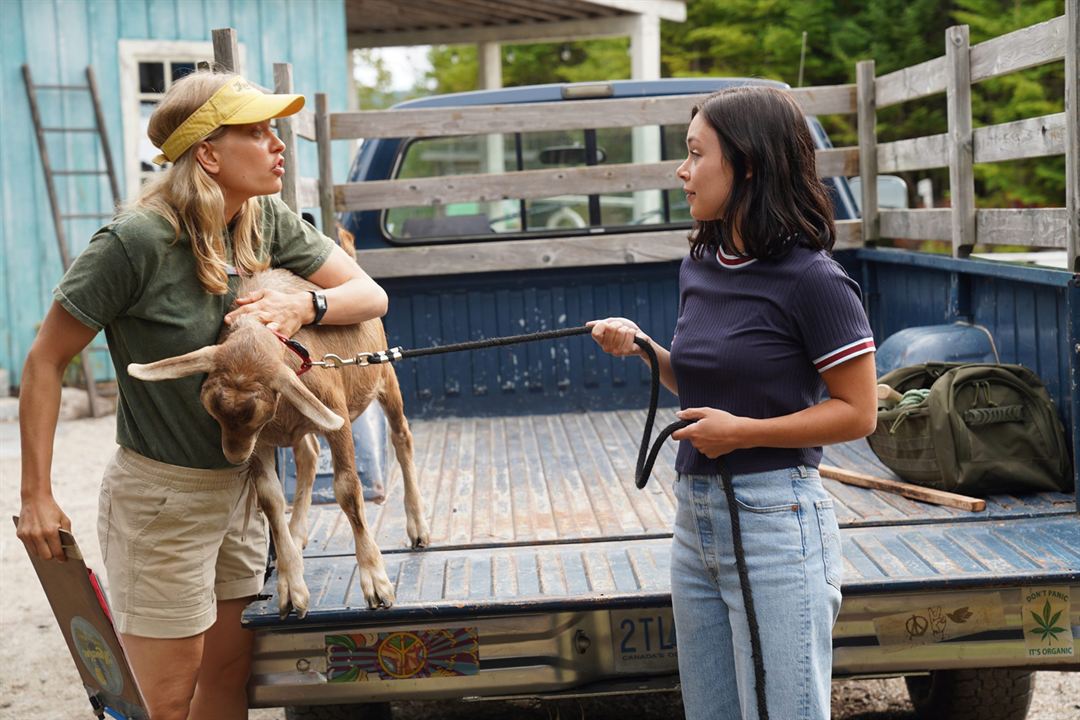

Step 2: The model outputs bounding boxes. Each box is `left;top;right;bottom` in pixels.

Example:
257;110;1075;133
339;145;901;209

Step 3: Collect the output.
308;290;328;325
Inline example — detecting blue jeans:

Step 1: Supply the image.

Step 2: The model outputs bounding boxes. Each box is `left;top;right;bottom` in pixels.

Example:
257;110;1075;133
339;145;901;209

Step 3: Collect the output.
671;466;842;720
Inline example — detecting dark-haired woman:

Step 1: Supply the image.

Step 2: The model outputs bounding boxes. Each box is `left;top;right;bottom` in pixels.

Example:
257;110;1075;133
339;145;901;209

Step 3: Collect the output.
590;85;877;720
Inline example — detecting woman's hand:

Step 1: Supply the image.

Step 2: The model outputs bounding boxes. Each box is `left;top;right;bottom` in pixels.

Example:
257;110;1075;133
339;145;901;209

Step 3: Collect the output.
224;288;311;336
17;494;72;562
672;407;748;458
587;317;650;358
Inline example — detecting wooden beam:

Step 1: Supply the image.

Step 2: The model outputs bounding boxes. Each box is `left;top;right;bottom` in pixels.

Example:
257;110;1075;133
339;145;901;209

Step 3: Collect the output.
336;161;681;212
316;93;335;234
977;208;1069;248
816;147;860;177
875;56;947;108
274;63;299;213
946;24;975;258
354;229;690;278
1067;0;1079;272
880;209;951;240
211;28;239;73
877;133;948;173
972;112;1066;164
334;149;856;213
329;86;855;141
790;84;858;116
879;208;1069;247
969;15;1066;83
819;465;986;512
857;60;878;245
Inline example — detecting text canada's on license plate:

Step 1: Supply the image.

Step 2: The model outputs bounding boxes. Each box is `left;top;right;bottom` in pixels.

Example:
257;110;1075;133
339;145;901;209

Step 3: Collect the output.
611;608;678;673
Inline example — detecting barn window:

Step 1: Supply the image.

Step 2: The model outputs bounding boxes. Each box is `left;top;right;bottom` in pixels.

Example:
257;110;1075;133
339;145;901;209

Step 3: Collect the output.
118;40;247;199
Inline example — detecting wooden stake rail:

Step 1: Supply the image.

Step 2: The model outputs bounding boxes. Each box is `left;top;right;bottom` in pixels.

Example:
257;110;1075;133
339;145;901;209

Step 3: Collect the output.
820;465;986;513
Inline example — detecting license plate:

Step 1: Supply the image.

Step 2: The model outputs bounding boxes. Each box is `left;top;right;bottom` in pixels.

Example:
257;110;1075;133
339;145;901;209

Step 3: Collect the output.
610;608;678;673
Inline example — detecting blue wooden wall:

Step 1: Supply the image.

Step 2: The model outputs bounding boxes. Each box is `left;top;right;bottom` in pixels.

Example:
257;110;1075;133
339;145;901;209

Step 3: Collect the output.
0;0;350;385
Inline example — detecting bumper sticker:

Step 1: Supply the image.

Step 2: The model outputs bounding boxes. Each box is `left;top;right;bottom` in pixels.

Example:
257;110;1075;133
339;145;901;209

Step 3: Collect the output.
873;593;1006;651
326;628;479;682
1022;586;1074;659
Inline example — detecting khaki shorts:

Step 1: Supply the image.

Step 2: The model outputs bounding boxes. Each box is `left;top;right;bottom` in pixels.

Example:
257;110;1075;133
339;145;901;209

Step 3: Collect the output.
97;447;269;639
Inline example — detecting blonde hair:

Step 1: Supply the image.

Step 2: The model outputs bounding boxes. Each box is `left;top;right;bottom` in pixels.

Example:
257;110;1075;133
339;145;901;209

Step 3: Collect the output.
128;70;268;294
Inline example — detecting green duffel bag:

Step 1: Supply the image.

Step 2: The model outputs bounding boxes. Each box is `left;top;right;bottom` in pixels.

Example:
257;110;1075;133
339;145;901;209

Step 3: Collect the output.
867;362;1072;496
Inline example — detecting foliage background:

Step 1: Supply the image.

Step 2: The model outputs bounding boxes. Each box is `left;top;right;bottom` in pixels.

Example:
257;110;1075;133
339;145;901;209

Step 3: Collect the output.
355;0;1066;211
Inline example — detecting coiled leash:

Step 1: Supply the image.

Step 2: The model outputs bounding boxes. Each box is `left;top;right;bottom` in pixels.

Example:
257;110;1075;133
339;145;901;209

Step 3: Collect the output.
283;324;769;718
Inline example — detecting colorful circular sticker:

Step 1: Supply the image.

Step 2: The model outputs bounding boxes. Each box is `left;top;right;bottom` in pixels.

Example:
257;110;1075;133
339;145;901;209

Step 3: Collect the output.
69;616;123;695
376;632;429;678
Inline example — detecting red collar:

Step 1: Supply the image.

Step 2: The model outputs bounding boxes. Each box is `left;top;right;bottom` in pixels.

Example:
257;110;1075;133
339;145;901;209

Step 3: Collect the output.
273;330;313;376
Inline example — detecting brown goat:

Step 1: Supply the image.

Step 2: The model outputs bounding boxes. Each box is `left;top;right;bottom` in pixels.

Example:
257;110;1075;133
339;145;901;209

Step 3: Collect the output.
126;244;428;616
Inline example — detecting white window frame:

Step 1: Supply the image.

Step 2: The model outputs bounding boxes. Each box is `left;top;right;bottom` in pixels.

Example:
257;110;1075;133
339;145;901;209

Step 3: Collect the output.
118;39;247;201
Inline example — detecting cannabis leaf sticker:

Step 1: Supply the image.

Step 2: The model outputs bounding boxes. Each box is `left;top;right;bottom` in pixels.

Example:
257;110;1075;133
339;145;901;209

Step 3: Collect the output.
1029;600;1065;644
947;607;973;624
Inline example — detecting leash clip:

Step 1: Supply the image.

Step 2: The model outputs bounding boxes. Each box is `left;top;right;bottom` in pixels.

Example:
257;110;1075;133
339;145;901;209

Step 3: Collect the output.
272;330;313;375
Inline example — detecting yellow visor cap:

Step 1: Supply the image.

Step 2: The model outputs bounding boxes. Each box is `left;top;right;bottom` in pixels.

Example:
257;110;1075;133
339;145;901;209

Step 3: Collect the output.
153;77;305;165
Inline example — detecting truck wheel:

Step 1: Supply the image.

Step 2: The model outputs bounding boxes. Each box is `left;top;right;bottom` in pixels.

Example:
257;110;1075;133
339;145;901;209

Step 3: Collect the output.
284;703;392;720
905;668;1035;720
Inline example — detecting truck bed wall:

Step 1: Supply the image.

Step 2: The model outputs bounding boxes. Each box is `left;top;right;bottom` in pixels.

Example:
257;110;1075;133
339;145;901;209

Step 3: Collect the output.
380;250;1074;429
380;262;682;418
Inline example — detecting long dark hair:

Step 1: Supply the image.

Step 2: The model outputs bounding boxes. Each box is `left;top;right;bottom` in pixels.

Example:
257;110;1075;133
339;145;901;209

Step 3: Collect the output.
687;85;835;261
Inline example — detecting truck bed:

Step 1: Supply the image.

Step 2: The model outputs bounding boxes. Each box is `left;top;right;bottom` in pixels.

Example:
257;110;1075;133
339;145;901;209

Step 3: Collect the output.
244;408;1079;628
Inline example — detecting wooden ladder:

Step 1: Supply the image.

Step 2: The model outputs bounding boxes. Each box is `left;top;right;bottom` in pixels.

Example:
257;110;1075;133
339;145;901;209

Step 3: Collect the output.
22;65;122;418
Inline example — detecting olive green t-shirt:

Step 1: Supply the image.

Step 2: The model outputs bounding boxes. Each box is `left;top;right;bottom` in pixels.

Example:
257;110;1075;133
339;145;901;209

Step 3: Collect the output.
54;195;335;469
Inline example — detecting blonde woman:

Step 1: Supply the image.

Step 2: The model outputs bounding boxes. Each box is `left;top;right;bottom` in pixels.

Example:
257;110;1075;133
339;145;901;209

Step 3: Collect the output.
16;71;387;719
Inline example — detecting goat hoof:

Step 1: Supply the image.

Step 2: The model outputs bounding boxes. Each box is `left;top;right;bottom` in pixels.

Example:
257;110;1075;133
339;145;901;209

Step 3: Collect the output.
408;517;431;550
277;576;311;619
362;573;396;609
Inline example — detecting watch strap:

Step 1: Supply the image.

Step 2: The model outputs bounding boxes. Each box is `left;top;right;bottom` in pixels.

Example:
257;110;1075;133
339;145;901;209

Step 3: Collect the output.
309;290;328;325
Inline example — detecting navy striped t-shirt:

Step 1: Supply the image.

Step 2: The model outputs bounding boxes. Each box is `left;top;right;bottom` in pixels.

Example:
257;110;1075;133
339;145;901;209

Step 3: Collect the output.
669;242;875;475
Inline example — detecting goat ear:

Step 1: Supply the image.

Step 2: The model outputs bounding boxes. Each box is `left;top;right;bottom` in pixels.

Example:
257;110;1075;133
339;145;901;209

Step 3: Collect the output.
271;370;345;432
127;346;217;381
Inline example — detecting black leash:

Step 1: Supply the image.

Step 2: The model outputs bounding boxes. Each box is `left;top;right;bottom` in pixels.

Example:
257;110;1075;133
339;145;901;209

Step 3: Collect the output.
295;324;769;718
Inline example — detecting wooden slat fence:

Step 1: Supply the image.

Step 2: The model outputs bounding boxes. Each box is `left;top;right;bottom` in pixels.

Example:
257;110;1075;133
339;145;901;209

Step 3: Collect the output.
852;2;1077;269
257;0;1080;276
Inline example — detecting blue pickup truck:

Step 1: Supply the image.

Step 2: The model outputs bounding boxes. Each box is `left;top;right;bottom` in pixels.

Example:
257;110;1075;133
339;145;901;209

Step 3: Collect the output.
243;77;1080;720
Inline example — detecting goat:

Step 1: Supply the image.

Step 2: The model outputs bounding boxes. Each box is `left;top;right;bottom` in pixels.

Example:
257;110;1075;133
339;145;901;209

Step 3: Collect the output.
126;232;429;616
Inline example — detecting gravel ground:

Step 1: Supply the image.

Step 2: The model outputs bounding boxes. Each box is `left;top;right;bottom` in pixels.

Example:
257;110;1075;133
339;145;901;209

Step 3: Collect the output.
1;407;1077;719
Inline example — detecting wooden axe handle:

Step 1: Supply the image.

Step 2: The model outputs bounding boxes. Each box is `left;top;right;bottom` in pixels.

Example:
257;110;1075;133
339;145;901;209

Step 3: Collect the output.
819;464;986;512
877;384;904;403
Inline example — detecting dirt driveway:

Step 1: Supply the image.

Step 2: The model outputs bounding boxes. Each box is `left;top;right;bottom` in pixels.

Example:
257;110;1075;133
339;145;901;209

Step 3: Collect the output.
1;411;1077;719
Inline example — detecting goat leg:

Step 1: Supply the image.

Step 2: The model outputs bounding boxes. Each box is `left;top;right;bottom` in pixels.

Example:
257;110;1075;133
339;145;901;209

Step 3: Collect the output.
250;445;311;619
325;424;395;608
379;370;430;549
289;433;320;550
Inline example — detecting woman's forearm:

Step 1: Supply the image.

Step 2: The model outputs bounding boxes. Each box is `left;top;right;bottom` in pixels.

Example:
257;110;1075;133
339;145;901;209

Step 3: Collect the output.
19;352;64;501
313;275;388;325
737;397;876;450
